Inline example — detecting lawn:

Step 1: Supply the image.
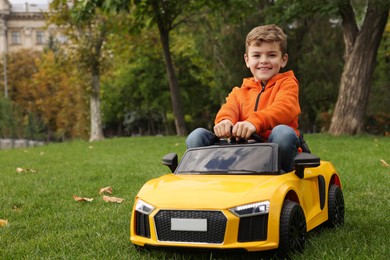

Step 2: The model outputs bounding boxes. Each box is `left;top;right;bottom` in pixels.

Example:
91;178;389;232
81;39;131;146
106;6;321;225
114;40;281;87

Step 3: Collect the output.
0;135;389;259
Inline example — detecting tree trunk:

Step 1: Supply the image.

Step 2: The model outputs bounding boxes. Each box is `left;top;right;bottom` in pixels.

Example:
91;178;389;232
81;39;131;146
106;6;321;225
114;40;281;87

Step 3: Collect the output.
152;2;187;136
159;32;187;136
89;73;104;141
329;0;389;135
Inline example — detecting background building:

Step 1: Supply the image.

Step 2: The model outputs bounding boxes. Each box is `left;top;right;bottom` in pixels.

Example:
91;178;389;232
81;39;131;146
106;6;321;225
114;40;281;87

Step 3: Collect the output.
0;0;61;98
0;0;53;54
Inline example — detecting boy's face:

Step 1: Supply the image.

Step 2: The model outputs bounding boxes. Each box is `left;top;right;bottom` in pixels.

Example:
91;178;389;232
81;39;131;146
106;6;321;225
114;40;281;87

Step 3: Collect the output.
244;41;288;84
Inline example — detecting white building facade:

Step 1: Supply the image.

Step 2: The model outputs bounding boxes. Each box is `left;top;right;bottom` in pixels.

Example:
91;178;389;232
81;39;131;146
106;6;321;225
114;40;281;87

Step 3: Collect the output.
0;0;53;54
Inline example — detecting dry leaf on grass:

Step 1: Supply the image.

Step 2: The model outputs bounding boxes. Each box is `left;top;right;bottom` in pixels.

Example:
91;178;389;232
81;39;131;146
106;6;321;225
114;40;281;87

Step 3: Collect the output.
99;186;113;195
16;167;38;173
72;195;94;202
12;205;22;213
0;219;8;227
380;159;389;168
102;195;124;204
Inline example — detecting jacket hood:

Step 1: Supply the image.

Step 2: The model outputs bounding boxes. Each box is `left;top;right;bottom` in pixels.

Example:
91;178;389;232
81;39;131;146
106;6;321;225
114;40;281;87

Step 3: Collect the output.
242;70;297;90
137;174;282;209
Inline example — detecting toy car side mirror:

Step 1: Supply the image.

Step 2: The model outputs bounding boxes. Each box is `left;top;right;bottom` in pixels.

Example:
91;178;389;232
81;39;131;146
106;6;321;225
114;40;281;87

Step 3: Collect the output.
162;153;178;173
294;152;320;179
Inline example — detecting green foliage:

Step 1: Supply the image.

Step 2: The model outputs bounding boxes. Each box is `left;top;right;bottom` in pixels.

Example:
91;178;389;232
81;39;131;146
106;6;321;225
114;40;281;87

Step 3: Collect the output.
367;21;390;135
49;1;110;74
49;0;119;140
293;19;344;132
99;0;388;135
0;98;44;140
101;28;172;136
0;97;19;138
23;112;46;141
1;0;388;140
0;135;389;258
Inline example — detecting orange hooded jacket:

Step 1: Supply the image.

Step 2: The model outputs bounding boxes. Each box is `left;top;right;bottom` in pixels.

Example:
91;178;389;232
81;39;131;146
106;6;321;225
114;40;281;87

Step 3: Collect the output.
214;70;301;139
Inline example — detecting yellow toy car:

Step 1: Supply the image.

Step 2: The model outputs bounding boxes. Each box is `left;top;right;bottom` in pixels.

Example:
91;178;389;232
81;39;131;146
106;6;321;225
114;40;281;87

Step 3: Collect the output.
130;141;344;257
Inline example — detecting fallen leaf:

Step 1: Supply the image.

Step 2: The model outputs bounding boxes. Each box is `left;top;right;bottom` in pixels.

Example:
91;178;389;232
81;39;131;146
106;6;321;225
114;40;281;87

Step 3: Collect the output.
99;186;113;195
16;168;38;173
380;159;389;168
0;219;8;227
72;195;94;202
102;195;124;204
12;205;22;213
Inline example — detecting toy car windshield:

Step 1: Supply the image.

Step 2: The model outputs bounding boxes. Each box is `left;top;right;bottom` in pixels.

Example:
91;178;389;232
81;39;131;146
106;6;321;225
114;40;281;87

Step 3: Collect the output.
176;143;280;175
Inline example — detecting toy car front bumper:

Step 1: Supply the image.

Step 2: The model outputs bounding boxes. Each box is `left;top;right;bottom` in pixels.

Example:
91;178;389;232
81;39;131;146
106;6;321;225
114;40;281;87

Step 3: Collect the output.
130;207;279;252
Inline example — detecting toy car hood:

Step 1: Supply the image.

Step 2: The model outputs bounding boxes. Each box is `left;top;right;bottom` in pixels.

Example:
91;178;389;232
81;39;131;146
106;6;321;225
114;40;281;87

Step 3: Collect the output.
136;173;284;209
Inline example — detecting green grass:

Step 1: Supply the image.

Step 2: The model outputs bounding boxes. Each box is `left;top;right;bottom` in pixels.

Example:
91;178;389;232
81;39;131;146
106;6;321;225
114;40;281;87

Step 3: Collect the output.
0;135;389;259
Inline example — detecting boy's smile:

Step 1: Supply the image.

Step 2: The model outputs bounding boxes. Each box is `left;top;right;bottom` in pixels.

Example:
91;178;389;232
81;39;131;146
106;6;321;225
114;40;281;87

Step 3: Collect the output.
244;42;288;85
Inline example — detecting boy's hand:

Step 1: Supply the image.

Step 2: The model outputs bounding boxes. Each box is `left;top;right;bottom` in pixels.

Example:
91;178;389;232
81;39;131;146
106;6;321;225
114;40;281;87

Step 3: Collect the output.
214;119;234;138
232;121;256;139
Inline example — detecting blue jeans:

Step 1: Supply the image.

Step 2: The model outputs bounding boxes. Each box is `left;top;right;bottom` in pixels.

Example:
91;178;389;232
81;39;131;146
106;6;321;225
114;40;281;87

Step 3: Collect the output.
186;125;299;172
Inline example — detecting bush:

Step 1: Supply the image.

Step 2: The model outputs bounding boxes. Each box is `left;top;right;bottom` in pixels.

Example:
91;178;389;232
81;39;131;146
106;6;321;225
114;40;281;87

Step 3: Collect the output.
0;97;19;138
0;97;45;140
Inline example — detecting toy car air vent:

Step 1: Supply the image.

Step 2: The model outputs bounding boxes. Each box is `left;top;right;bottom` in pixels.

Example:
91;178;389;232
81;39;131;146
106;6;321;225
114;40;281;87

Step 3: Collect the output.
154;210;227;244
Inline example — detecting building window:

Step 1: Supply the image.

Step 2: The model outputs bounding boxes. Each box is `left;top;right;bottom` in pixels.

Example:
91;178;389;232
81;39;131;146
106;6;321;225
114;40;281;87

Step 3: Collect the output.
11;31;21;45
36;31;45;44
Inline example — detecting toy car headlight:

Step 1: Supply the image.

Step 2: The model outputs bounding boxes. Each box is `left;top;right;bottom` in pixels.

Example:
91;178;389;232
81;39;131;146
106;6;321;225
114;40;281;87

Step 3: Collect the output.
135;199;155;215
229;201;270;217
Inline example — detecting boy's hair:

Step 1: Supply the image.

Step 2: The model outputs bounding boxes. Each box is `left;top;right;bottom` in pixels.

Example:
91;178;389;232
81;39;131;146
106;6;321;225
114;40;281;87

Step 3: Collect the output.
245;24;287;54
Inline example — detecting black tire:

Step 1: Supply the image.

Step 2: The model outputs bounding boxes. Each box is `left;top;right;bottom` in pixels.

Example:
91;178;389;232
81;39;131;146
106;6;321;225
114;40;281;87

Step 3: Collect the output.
277;201;307;258
326;184;345;228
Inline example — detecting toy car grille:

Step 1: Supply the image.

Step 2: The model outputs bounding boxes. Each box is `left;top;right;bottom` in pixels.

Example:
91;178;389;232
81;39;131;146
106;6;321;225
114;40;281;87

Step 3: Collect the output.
238;214;268;242
135;211;151;238
154;210;227;244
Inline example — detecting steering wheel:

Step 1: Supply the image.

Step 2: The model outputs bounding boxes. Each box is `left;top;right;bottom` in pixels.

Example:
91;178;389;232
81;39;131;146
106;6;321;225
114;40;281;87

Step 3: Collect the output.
251;133;266;143
216;133;265;145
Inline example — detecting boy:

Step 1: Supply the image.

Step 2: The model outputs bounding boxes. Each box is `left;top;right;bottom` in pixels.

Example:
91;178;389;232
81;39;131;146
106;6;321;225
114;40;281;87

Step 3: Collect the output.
186;24;301;172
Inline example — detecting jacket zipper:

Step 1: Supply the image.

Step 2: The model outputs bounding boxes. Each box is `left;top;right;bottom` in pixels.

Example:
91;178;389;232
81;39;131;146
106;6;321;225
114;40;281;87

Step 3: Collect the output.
253;82;266;111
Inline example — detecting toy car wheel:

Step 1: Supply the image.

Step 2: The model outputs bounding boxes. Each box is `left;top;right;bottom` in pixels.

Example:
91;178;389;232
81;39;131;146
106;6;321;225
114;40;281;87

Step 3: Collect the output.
278;200;306;257
326;184;345;228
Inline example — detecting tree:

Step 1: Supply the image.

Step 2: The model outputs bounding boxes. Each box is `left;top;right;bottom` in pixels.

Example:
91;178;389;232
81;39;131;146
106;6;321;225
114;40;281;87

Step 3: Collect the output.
329;0;389;135
31;50;88;140
129;0;206;136
101;27;173;136
179;1;267;129
49;0;110;141
1;50;42;138
267;0;389;135
101;0;221;136
287;17;344;133
0;49;88;141
365;19;390;135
